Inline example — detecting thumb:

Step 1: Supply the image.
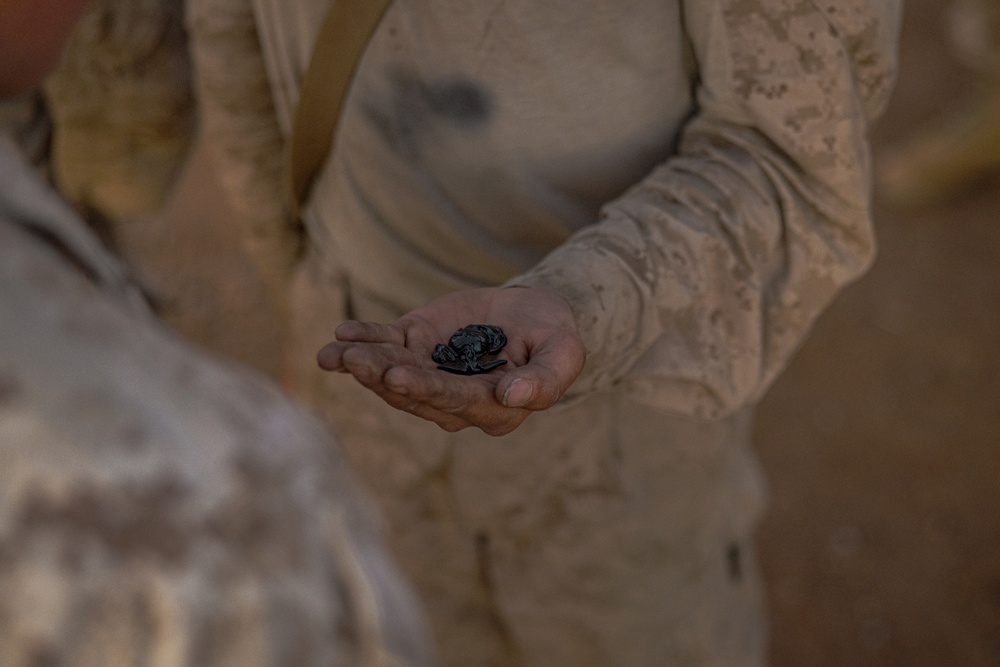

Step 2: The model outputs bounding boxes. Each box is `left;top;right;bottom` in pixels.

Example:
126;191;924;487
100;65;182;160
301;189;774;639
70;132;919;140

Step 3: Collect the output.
496;330;586;410
500;377;536;408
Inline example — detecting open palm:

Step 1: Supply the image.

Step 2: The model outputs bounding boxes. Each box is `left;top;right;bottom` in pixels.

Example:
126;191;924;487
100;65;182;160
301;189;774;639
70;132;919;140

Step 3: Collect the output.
316;286;586;436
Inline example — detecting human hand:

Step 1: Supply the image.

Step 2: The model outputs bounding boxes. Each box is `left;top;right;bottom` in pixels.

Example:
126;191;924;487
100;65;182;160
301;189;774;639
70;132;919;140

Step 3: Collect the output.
316;287;586;436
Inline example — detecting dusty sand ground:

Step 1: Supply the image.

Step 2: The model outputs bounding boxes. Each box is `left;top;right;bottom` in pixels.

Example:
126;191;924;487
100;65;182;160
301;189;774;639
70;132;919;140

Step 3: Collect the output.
753;2;1000;665
112;2;1000;664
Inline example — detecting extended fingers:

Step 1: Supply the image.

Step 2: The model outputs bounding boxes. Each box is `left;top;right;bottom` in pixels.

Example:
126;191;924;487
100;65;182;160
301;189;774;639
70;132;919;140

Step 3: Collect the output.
335;320;407;345
372;387;472;433
382;365;530;436
318;321;410;371
339;342;417;387
349;360;489;433
382;365;490;409
316;341;350;371
327;342;476;430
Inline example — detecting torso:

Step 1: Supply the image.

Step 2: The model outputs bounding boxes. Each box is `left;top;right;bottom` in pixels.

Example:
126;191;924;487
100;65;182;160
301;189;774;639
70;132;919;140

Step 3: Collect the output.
285;1;696;311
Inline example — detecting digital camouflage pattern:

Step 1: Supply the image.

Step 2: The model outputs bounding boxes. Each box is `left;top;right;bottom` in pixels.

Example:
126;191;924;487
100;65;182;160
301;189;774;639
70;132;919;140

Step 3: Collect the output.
186;1;901;665
0;123;434;666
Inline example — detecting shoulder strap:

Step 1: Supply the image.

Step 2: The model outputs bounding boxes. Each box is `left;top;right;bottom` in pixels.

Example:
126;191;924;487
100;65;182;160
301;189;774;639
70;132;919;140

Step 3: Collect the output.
288;0;393;217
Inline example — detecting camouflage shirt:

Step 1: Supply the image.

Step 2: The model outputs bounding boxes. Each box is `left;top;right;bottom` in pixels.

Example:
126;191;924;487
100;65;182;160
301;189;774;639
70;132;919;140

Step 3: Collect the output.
0;131;435;666
184;4;901;664
193;0;901;419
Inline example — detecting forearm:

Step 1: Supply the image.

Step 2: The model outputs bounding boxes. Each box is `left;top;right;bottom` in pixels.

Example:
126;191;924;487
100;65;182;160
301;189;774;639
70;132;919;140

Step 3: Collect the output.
509;0;901;419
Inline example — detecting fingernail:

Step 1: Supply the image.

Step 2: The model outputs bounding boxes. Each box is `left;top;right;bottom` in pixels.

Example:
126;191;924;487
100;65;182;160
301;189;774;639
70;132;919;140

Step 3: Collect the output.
386;379;409;395
503;379;533;408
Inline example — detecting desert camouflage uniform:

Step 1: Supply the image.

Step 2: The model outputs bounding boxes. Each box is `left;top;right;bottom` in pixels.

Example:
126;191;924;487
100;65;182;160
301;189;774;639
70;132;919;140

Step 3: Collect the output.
188;1;901;665
0;107;434;666
43;0;194;221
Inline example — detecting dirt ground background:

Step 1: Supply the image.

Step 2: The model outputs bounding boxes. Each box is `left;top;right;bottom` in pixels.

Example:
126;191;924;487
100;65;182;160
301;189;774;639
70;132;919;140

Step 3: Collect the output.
111;2;999;664
752;2;1000;665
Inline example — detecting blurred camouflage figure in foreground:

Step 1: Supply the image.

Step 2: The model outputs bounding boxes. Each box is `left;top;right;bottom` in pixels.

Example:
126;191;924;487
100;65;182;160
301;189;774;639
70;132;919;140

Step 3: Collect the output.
0;1;434;664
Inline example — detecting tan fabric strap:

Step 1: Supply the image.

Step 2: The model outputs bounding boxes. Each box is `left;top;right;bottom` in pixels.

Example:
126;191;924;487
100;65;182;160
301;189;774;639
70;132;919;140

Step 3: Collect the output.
288;0;393;216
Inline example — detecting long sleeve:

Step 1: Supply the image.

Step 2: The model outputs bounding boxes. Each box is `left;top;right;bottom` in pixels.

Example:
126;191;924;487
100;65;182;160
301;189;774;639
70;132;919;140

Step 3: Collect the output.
186;0;298;303
508;0;901;419
0;221;435;666
0;139;435;666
